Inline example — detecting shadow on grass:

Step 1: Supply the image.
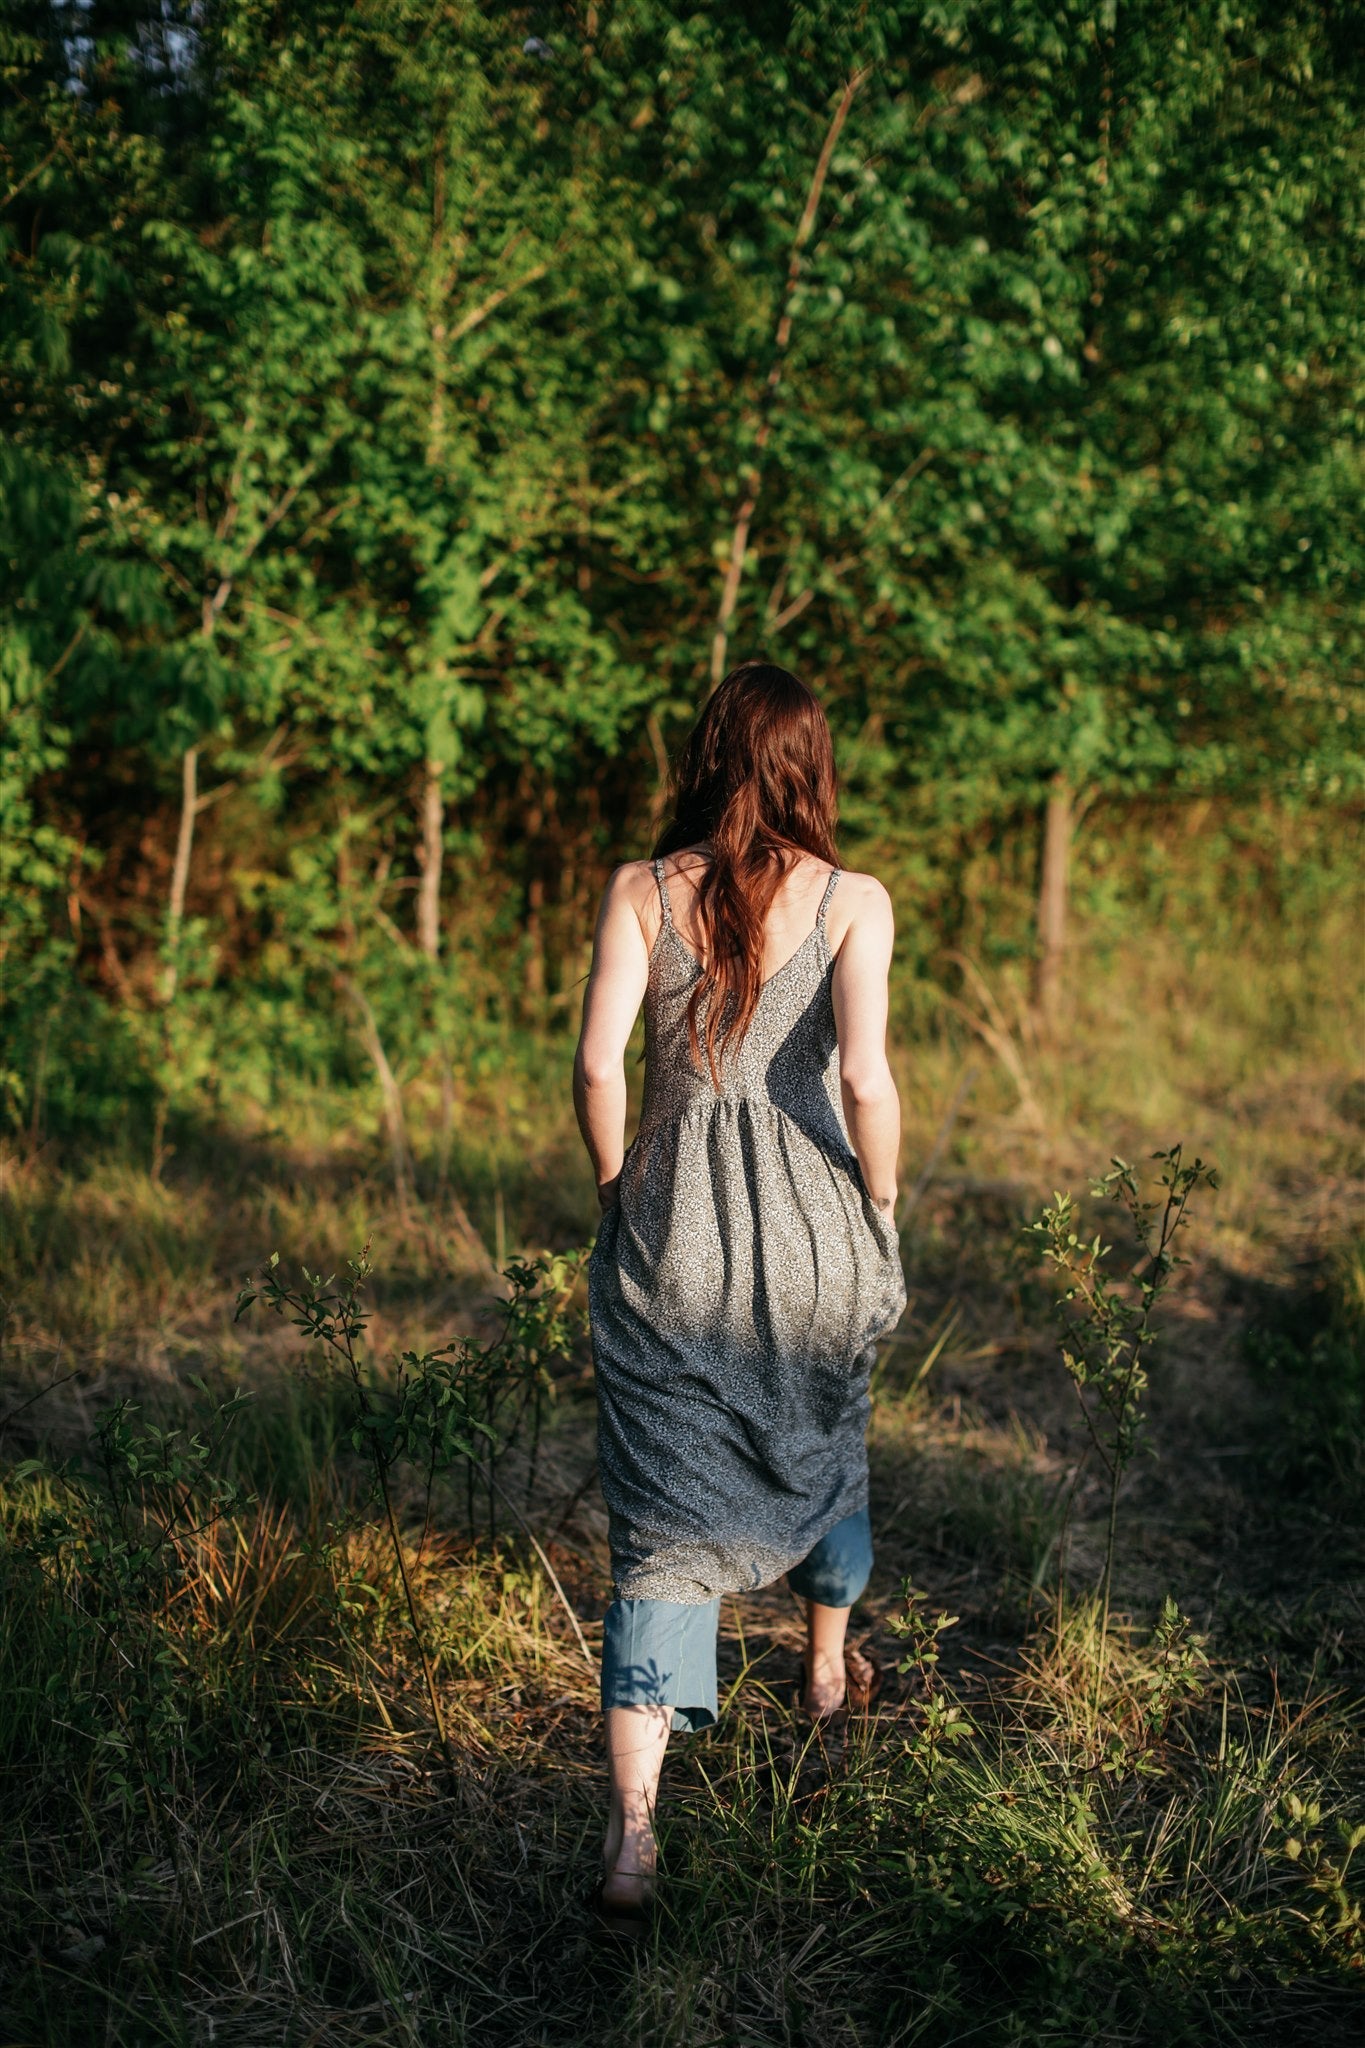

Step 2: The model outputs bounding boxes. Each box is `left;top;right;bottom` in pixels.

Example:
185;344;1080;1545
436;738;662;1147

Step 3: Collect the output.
2;1131;1363;2045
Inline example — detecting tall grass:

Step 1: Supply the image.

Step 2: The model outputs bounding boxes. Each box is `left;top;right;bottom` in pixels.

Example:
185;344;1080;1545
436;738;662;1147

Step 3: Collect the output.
1;867;1361;2044
1;1403;1360;2045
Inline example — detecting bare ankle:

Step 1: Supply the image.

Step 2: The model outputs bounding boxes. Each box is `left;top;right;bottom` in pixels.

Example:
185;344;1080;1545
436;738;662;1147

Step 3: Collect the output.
614;1832;656;1877
604;1806;656;1875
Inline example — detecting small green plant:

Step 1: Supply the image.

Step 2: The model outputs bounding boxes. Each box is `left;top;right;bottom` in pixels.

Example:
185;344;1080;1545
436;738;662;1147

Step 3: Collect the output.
234;1242;588;1776
1029;1145;1219;1662
1278;1791;1365;1957
1134;1594;1208;1753
12;1382;255;1885
888;1581;973;1825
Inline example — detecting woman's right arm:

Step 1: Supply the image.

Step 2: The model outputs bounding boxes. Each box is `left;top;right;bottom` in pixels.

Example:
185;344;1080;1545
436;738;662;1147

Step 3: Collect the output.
573;866;651;1209
830;877;901;1214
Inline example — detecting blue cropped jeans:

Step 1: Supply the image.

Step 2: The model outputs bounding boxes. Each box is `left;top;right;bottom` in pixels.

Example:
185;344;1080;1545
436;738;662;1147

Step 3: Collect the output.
600;1507;873;1732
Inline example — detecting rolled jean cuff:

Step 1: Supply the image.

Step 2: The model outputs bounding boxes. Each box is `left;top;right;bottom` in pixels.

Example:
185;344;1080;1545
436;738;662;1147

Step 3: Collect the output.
786;1507;873;1608
601;1595;721;1733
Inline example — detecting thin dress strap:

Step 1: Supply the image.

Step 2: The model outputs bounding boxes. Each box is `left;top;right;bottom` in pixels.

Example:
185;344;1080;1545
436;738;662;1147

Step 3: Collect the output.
816;866;842;936
651;857;675;931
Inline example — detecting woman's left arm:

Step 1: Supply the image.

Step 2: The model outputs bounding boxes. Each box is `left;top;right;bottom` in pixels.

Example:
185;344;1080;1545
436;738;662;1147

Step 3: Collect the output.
573;866;651;1209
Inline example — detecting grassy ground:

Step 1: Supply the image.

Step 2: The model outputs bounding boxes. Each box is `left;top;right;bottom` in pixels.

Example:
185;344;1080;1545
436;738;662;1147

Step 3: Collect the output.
1;900;1362;2046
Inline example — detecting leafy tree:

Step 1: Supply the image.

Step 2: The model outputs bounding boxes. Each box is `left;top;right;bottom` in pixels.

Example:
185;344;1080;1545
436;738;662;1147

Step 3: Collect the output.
2;0;1360;1133
678;1;1365;1017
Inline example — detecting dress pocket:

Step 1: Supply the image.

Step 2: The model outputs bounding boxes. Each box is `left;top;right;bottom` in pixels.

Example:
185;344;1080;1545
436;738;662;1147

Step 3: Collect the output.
589;1201;620;1265
858;1187;896;1245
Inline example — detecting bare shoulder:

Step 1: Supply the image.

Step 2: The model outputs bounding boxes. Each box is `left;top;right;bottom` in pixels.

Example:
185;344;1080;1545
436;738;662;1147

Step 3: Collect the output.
829;867;894;953
596;858;662;946
835;867;893;920
601;857;658;909
836;866;892;910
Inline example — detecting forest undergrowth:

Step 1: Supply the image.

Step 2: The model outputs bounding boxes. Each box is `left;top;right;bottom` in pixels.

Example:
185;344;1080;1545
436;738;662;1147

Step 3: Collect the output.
1;915;1362;2048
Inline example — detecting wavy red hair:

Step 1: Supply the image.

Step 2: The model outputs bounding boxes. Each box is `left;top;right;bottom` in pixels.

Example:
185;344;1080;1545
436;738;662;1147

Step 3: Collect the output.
653;662;839;1085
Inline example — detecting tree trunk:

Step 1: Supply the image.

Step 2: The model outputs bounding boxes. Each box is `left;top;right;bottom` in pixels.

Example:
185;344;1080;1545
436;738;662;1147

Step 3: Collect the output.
416;757;459;1179
163;744;199;1006
342;976;416;1215
1033;774;1073;1032
645;710;671;837
417;759;443;961
523;875;546;1005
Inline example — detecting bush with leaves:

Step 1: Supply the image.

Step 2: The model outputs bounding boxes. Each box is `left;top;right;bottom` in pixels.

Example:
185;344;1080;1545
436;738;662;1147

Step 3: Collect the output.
9;1383;255;1875
234;1243;589;1774
1029;1145;1219;1658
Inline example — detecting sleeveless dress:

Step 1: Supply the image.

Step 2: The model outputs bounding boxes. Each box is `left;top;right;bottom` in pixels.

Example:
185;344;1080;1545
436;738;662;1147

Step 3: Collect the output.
588;861;908;1605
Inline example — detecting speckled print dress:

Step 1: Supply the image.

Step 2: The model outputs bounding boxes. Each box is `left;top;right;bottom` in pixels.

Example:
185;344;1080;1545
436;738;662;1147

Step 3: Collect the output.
588;862;907;1604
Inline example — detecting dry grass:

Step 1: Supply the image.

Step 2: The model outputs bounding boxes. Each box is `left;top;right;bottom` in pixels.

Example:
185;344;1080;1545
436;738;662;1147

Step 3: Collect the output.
1;897;1362;2045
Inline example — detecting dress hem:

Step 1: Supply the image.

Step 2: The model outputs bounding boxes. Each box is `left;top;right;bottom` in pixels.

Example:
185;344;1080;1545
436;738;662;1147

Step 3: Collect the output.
610;1484;871;1607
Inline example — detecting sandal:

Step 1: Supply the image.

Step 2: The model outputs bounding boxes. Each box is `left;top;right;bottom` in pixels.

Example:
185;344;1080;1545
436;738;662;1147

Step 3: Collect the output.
589;1873;655;1946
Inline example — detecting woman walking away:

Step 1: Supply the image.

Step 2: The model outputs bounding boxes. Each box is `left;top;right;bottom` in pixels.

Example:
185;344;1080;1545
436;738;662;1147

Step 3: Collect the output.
573;662;907;1937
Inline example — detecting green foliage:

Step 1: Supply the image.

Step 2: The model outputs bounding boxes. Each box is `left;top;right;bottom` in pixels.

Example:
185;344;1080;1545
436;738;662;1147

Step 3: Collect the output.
0;1082;1360;2040
234;1239;588;1767
1137;1594;1210;1750
1278;1791;1365;1949
888;1580;976;1823
8;1380;255;1839
890;1579;963;1690
1;0;1360;1102
236;1242;586;1540
1030;1145;1219;1636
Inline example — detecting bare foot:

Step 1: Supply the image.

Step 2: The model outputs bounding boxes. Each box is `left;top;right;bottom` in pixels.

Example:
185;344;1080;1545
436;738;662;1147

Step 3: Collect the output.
602;1821;657;1910
844;1645;877;1710
801;1647;847;1720
601;1864;655;1911
802;1646;877;1721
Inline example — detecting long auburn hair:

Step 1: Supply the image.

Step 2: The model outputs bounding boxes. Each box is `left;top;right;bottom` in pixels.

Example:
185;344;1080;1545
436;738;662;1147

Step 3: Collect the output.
653;661;839;1085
